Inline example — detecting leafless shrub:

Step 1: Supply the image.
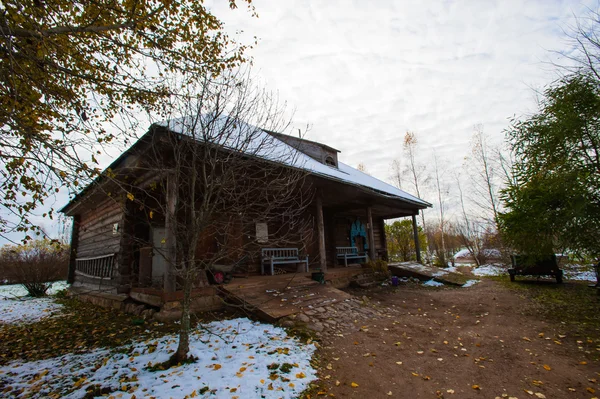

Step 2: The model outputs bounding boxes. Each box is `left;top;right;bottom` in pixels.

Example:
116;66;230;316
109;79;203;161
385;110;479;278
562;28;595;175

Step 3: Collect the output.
0;239;69;296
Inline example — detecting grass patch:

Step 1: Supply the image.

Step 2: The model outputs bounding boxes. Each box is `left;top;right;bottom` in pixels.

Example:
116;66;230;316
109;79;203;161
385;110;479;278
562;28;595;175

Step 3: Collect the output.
493;275;600;357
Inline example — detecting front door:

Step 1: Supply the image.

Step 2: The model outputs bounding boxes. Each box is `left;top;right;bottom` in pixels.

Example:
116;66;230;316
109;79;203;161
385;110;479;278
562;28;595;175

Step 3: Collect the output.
151;227;168;286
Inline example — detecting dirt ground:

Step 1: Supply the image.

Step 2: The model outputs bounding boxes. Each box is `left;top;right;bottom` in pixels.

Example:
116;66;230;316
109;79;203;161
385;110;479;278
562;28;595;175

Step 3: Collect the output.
313;280;600;399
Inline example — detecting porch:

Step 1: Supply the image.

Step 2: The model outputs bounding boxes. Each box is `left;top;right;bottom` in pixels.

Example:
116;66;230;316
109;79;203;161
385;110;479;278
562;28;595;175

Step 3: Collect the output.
220;266;366;322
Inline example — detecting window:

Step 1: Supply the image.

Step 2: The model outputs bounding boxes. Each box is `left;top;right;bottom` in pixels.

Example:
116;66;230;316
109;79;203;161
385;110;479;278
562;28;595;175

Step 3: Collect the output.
256;222;268;243
325;156;336;167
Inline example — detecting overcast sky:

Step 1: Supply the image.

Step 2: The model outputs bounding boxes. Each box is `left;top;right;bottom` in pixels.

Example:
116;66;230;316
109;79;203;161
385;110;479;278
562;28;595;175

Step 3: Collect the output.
212;0;591;180
1;0;596;245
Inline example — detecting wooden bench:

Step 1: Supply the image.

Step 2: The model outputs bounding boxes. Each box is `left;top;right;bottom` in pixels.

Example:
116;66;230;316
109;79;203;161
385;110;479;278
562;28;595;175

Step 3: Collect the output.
509;254;563;283
336;246;368;267
261;248;309;276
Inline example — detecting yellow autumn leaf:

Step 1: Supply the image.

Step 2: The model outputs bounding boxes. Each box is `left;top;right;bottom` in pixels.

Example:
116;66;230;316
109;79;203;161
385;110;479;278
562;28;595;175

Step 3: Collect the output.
149;210;154;219
213;364;222;370
588;387;596;394
471;385;481;390
542;364;551;371
127;192;134;201
295;372;305;378
351;382;359;388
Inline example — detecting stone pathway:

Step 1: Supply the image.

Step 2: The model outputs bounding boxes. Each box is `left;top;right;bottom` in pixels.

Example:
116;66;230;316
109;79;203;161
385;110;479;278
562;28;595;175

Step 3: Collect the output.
281;294;396;336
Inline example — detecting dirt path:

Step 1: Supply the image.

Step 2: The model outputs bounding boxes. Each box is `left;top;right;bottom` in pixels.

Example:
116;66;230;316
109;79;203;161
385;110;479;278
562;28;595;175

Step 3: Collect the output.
313;280;600;398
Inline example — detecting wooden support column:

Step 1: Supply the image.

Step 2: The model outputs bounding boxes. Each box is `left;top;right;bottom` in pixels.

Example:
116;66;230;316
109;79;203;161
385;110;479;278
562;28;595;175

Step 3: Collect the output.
380;218;388;261
366;206;375;260
164;173;178;292
316;194;327;272
67;215;80;284
412;214;422;263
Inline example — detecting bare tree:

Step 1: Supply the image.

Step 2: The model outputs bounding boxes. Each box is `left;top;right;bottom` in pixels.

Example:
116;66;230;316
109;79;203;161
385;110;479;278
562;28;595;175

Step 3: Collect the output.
402;132;428;231
431;152;449;266
389;159;403;189
556;6;600;81
455;173;485;266
114;72;314;364
465;124;503;229
357;162;371;175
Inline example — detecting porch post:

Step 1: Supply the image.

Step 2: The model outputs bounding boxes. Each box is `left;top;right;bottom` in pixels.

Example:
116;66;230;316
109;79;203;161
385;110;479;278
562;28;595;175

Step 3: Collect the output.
164;172;177;292
366;206;375;260
316;193;327;272
412;214;422;263
67;215;80;284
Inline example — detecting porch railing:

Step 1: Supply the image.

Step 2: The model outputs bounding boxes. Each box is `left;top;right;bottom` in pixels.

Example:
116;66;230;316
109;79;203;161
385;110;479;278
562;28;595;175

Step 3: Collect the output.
75;254;115;279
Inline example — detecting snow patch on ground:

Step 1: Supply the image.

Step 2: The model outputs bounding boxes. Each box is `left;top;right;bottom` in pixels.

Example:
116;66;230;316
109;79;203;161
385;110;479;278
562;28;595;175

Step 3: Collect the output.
0;281;68;299
563;264;597;282
0;281;68;325
472;264;507;277
423;279;444;287
462;280;480;288
0;297;63;325
432;269;448;277
453;249;472;259
0;317;316;399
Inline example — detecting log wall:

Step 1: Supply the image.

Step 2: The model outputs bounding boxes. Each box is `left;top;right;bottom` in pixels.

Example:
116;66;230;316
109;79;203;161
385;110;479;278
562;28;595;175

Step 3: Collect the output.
74;197;126;289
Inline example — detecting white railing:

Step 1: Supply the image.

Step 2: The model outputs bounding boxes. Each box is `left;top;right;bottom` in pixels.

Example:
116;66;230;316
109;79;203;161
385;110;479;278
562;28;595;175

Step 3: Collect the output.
75;254;115;279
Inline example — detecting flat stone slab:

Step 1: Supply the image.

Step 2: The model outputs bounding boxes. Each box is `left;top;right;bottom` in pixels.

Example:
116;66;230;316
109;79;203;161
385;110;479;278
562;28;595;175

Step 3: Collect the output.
388;262;469;286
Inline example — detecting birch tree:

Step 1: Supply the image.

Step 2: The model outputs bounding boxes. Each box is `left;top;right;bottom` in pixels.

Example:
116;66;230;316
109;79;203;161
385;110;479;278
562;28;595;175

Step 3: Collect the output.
402;132;428;229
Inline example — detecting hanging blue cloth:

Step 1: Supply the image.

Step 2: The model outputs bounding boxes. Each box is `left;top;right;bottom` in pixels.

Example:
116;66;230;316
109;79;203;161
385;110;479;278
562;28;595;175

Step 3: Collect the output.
350;219;368;250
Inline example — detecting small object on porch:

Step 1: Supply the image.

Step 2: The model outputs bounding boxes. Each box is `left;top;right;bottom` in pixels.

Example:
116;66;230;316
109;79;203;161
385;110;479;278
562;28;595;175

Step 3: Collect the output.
261;248;309;276
336;246;368;267
508;254;563;283
208;255;249;284
311;271;326;284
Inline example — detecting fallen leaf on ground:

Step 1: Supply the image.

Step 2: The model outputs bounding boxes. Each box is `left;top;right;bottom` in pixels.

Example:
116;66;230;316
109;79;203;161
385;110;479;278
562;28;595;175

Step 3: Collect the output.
351;382;359;388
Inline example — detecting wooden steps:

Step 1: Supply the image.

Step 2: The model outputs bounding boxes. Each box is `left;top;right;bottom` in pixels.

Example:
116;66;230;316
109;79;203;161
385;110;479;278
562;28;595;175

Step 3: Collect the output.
220;272;355;322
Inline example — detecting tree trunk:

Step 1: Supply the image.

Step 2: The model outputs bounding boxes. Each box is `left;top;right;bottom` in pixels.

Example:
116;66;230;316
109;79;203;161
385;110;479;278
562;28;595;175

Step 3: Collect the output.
171;267;193;364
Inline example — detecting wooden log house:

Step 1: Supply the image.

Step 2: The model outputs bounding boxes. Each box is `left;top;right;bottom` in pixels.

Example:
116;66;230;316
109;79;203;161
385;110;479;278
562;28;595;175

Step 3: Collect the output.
61;117;431;311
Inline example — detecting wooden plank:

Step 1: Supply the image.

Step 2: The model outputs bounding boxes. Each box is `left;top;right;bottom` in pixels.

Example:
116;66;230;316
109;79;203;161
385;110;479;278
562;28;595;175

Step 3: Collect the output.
78;213;123;239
